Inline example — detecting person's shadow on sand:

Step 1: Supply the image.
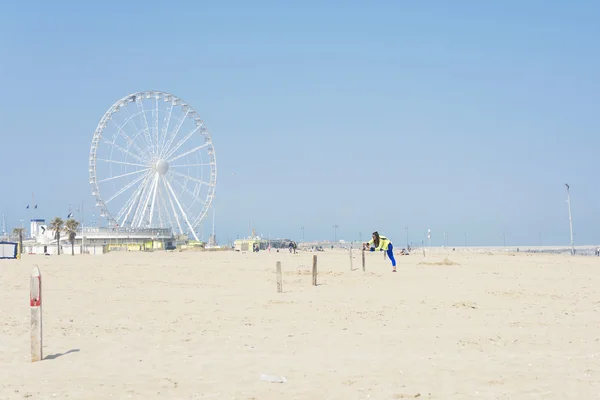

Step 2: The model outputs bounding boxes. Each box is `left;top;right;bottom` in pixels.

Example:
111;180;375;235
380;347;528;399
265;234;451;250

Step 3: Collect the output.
44;349;80;360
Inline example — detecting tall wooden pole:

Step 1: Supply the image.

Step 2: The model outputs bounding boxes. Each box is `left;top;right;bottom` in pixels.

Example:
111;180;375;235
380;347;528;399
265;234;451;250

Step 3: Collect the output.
362;249;365;272
276;261;283;293
312;255;317;286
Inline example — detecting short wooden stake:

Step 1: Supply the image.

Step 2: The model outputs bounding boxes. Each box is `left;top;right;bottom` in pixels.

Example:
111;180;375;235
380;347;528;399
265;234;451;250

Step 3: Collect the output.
349;248;353;271
362;249;366;272
312;255;317;286
30;265;42;362
276;261;282;293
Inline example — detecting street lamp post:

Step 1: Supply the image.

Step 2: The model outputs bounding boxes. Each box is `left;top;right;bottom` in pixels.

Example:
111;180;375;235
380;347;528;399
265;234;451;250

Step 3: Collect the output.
333;224;339;244
565;183;575;256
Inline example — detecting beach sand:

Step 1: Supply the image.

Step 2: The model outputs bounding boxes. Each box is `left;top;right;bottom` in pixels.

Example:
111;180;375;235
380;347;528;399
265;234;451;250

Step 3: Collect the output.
1;249;599;399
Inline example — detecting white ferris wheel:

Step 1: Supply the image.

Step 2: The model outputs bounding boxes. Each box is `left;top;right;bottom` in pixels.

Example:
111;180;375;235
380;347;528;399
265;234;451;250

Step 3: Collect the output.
89;91;217;241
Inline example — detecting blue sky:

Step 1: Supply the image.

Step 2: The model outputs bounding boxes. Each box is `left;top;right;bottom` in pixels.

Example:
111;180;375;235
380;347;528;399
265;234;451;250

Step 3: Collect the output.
0;0;599;246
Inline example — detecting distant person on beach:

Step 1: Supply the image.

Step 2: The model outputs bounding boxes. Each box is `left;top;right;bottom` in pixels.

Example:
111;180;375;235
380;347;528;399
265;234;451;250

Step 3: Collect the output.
288;241;297;254
364;231;397;272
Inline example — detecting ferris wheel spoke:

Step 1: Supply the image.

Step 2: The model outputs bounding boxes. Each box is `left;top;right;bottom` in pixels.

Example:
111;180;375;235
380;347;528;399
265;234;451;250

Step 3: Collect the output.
135;96;157;158
100;138;148;165
97;158;149;168
169;174;207;208
168;192;195;228
155;184;167;229
105;170;152;205
163;176;199;241
165;174;198;215
167;143;210;164
121;177;145;226
159;101;174;158
109;118;151;162
131;187;148;227
170;163;212;168
121;171;153;225
161;176;185;235
123;103;155;156
115;174;148;226
157;184;174;232
160;110;190;158
171;171;211;187
98;168;149;184
116;189;138;226
148;172;160;227
136;172;159;228
191;209;208;231
131;173;155;227
153;96;160;154
122;172;153;227
163;124;203;161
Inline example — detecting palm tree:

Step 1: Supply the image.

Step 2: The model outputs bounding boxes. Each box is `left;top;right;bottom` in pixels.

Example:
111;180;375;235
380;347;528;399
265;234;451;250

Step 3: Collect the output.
64;218;80;256
12;227;25;255
49;217;64;255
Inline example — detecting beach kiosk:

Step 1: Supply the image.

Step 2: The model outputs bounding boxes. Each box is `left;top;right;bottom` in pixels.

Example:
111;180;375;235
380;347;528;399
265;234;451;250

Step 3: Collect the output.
234;238;261;252
0;241;18;259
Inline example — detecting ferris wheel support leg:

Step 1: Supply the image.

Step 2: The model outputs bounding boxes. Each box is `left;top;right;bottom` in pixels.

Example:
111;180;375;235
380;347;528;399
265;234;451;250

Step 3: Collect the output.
135;174;157;228
148;173;160;227
162;178;185;236
164;178;199;241
122;173;151;228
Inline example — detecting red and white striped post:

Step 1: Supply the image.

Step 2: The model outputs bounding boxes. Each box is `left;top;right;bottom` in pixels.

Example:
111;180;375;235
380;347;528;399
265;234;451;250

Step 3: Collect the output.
30;266;43;362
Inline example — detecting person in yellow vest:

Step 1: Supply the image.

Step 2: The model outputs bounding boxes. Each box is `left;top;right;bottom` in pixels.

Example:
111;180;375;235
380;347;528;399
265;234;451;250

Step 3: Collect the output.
364;231;397;272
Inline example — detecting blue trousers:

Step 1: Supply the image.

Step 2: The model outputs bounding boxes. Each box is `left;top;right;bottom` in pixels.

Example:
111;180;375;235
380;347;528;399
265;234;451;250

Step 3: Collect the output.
387;243;396;267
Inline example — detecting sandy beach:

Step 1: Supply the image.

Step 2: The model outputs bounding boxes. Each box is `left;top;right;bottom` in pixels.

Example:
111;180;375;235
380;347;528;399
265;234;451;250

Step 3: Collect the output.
1;249;599;399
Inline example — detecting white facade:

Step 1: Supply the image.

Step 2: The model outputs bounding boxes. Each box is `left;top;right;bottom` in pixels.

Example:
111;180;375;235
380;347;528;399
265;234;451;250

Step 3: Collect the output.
23;226;174;255
24;243;107;256
30;219;46;240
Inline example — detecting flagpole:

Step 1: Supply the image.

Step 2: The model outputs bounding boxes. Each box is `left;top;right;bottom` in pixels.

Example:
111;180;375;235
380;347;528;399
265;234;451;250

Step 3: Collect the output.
30;192;34;239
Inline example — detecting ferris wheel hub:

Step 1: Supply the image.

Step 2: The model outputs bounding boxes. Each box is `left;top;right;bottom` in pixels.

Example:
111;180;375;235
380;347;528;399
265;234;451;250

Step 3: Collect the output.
156;159;169;175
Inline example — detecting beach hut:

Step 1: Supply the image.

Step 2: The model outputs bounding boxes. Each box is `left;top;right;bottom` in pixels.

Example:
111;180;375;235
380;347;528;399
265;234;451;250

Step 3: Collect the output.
234;238;261;252
0;241;18;259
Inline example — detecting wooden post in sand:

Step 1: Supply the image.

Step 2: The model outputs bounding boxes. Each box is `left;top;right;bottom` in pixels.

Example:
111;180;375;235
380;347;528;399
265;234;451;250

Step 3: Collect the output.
276;261;283;293
362;249;366;271
349;248;353;271
30;266;42;362
312;255;317;286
